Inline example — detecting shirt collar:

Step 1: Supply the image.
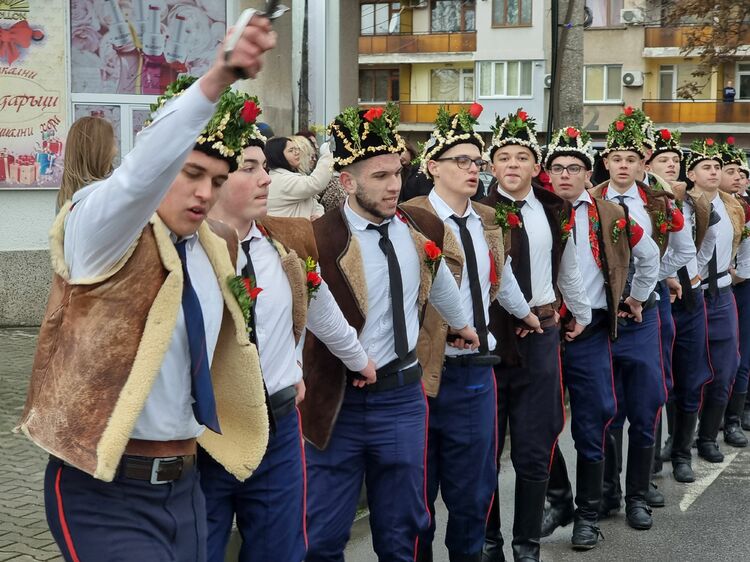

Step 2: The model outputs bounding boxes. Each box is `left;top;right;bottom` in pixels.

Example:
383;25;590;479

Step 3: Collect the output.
170;230;199;249
574;191;593;207
605;182;639;201
242;221;265;243
429;189;479;222
344;197;394;231
496;185;539;210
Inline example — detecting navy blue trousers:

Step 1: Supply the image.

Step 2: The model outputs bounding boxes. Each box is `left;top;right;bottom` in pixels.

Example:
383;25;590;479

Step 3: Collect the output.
609;307;666;446
562;317;617;462
421;363;497;554
704;289;740;405
658;283;676;397
44;456;206;562
199;409;306;562
496;326;565;480
733;280;750;395
305;380;429;562
672;289;713;412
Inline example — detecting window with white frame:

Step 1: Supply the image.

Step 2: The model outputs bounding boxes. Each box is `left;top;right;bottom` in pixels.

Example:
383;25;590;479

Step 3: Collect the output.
738;63;750;100
659;65;676;100
430;68;474;102
584;65;622;102
478;61;533;98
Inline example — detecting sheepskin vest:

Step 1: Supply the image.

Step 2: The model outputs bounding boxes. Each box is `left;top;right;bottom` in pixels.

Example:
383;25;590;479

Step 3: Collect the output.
15;208;268;482
401;197;504;397
300;204;445;450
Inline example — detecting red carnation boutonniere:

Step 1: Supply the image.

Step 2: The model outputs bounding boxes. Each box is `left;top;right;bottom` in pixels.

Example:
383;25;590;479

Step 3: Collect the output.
560;209;575;242
228;275;262;337
240;100;261;124
653;204;683;245
611;217;628;244
469;102;483;118
742;226;750;242
495;202;523;230
363;107;384;123
304;256;322;300
424;240;443;278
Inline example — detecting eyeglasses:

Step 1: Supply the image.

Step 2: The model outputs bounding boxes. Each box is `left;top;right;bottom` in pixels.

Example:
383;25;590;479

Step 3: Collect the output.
435;156;488;171
548;164;585;175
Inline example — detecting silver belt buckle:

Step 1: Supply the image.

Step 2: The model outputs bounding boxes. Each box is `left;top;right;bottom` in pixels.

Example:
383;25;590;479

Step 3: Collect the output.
150;456;178;485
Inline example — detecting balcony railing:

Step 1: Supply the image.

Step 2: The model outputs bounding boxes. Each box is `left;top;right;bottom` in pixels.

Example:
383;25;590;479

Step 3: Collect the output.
359;32;477;55
642;100;750;123
645;25;750;49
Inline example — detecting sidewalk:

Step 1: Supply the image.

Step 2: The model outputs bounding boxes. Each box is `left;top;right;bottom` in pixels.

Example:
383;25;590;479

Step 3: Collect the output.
0;328;61;561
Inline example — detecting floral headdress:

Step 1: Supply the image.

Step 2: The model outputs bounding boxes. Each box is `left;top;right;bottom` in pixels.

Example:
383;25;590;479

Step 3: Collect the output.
420;103;485;177
327;103;405;171
648;128;682;163
618;106;656;150
602;114;648;158
718;137;748;173
147;76;266;172
685;138;723;171
544;126;595;170
489;108;542;162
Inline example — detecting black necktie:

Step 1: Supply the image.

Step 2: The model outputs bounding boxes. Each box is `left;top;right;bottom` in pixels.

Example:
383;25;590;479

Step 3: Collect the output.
513;199;533;302
677;266;695;310
573;201;585;245
708;248;719;298
613;195;637;298
175;240;221;434
240;239;259;346
367;222;409;360
451;215;489;353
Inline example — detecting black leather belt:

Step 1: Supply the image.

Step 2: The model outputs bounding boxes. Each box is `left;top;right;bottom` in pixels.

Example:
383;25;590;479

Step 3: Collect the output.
444;354;502;367
269;385;297;419
571;309;608;342
703;285;732;297
348;350;422;392
119;454;195;484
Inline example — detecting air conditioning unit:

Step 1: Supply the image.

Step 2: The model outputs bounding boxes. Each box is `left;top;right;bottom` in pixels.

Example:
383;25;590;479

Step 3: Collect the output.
622;71;644;87
544;74;552;89
620;8;645;25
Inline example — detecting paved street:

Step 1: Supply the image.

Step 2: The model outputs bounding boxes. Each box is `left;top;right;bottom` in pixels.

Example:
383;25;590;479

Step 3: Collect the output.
2;327;750;561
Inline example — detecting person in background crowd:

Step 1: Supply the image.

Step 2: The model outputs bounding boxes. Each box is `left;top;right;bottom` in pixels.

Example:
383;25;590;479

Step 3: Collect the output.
291;134;318;174
56;116;117;211
265;136;331;219
15;17;276;561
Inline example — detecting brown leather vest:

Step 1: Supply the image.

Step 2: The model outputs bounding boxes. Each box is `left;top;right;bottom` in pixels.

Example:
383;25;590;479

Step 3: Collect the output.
15;211;269;482
481;186;570;368
300;205;446;450
401;197;504;397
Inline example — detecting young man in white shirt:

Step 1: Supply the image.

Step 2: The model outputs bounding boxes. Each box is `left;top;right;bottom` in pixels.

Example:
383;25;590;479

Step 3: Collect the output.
403;106;541;562
16;18;277;562
301;105;479;562
480;110;592;562
202;129;377;561
540;126;659;549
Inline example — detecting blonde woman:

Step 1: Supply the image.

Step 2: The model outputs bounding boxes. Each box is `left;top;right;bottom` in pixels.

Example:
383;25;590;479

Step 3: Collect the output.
265;136;332;219
291;134;317;175
56;116;117;211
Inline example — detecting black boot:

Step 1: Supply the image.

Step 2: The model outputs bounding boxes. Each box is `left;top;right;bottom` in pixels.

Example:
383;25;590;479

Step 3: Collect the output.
697;401;727;462
742;393;750;431
571;456;604;550
723;391;748;447
416;540;433;562
671;408;699;483
540;444;574;537
450;552;482;562
659;400;676;462
599;428;622;518
624;446;654;530
645;481;665;508
652;415;664;475
511;478;547;562
482;491;505;562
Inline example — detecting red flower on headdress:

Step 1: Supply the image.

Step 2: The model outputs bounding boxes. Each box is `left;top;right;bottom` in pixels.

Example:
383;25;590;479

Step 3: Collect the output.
706;138;715;146
615;120;625;132
240;100;261;124
624;106;634;117
727;136;736;145
566;127;579;139
660;129;671;141
469;102;483;118
517;110;528;122
363;107;384;122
